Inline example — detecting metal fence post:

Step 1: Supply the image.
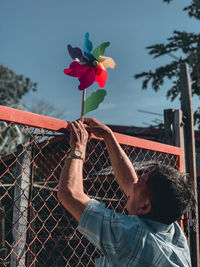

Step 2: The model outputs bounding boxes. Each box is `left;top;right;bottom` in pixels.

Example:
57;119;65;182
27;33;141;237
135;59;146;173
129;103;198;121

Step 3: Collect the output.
26;141;36;267
10;144;32;267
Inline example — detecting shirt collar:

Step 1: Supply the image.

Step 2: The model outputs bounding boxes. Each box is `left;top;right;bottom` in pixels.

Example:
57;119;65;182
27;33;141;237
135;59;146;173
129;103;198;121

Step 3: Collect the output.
142;218;174;233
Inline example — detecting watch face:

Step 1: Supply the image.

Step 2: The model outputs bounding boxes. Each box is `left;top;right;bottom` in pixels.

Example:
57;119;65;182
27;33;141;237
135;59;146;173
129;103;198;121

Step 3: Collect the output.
75;150;82;157
68;150;84;159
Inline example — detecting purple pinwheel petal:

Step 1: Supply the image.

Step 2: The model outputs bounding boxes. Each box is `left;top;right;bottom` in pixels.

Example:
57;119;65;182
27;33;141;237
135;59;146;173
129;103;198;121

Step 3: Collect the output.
67;45;86;63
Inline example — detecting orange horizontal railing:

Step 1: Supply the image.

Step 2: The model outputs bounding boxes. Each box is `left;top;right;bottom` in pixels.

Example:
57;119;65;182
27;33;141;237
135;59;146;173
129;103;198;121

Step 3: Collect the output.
0;105;68;132
0;105;183;171
0;105;182;152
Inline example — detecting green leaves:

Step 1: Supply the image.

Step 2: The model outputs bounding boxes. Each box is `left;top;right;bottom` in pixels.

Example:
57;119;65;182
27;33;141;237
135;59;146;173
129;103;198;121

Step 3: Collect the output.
93;42;110;61
134;1;200;128
83;89;107;115
0;65;37;106
184;0;200;20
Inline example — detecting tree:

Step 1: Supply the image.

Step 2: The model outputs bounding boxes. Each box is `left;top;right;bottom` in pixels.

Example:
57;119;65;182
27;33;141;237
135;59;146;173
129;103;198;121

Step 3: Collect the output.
27;99;65;119
0;65;65;156
0;65;37;108
134;0;200;128
0;65;37;156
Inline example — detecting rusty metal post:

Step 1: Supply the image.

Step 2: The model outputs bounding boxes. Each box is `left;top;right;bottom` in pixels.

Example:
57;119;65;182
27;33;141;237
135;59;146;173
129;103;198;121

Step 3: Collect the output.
26;141;36;267
10;144;31;267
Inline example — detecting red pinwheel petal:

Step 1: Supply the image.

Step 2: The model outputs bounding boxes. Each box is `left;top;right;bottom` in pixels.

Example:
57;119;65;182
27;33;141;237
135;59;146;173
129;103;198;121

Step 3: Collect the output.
64;62;89;77
95;65;107;88
78;68;96;90
64;61;107;90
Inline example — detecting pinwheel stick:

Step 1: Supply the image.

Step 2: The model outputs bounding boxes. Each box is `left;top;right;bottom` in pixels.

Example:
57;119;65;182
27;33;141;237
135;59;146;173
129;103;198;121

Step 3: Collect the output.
80;89;86;122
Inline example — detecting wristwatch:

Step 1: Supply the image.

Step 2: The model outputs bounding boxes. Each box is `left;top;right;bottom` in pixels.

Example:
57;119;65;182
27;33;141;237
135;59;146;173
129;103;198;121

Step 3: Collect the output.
67;150;85;161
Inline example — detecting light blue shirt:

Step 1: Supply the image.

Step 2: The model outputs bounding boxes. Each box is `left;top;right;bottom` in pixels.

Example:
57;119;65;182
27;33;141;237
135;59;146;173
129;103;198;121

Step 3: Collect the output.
78;199;191;267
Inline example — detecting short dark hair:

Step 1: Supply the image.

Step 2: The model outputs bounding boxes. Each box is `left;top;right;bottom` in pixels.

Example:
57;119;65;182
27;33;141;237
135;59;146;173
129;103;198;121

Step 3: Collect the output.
145;162;194;224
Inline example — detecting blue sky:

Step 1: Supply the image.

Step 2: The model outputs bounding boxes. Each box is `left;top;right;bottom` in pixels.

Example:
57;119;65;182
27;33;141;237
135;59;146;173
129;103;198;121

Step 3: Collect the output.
1;0;199;126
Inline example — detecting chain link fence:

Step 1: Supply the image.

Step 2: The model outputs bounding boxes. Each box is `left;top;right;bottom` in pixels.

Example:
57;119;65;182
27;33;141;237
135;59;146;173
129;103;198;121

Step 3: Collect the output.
0;107;184;266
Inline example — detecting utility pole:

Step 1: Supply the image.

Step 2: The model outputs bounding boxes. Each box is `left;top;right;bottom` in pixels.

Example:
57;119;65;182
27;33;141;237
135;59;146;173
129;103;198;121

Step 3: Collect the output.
180;63;200;267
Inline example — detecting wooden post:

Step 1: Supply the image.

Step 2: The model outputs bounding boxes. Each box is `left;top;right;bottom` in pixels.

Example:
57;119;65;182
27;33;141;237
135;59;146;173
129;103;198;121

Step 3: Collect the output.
180;63;200;267
10;144;31;267
164;109;190;237
164;109;183;146
81;90;86;122
164;109;185;171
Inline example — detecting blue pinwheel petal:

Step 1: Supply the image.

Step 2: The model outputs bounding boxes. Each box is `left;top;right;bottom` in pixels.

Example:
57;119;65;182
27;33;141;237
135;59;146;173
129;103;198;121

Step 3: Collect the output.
84;32;93;55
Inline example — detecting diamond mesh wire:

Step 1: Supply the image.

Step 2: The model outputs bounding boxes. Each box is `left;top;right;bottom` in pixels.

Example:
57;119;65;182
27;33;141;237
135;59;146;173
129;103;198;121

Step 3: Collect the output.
0;120;183;267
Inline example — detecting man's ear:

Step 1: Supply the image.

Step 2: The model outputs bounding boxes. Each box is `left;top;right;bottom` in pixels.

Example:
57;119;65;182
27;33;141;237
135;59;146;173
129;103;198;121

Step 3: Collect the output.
137;201;151;215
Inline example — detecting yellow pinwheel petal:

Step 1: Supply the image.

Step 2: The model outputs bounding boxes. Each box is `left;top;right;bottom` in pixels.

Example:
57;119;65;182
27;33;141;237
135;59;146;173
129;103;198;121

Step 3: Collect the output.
99;56;116;69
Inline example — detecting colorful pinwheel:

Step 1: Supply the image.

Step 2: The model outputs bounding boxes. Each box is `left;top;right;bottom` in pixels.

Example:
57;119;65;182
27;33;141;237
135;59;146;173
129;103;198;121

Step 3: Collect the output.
64;33;116;119
64;32;116;90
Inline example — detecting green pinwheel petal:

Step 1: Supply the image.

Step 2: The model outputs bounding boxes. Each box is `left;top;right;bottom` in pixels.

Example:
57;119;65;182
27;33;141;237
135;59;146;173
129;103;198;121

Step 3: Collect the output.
92;42;110;61
83;89;107;115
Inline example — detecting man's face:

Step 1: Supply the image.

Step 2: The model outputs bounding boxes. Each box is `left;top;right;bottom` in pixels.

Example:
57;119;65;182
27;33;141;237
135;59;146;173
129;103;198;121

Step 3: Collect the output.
125;172;151;215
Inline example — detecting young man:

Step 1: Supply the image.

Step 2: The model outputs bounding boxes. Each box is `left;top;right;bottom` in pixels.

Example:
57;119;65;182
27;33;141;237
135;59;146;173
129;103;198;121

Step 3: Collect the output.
58;118;192;266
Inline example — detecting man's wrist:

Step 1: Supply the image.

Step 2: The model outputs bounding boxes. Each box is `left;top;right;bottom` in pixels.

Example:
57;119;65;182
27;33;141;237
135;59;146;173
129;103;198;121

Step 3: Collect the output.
67;149;85;161
71;144;86;151
104;130;114;142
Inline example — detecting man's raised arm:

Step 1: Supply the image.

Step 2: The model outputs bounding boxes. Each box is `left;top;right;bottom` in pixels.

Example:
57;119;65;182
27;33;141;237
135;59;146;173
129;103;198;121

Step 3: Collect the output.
84;118;138;197
57;121;90;221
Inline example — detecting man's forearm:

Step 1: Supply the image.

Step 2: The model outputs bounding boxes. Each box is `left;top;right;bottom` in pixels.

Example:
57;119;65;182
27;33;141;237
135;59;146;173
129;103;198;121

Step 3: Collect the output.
58;158;90;221
104;131;138;196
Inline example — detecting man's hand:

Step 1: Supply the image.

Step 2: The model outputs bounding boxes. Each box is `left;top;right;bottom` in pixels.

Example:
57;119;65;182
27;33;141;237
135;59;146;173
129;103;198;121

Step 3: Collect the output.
83;118;112;139
68;120;89;153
